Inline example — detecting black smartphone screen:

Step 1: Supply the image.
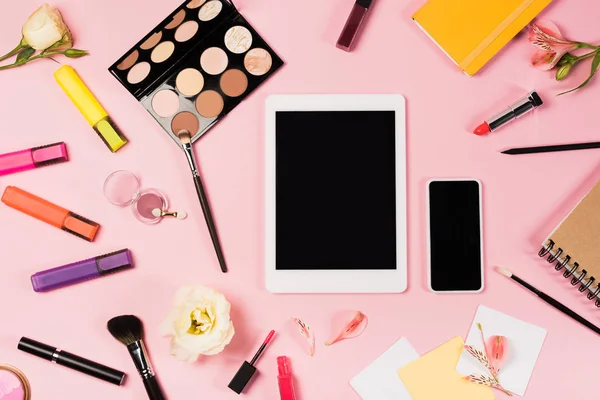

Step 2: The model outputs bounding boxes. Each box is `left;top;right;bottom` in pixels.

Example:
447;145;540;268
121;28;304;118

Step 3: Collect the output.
428;180;483;292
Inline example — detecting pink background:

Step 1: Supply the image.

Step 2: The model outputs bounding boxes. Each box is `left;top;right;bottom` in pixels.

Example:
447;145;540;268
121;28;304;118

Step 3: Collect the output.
0;0;599;398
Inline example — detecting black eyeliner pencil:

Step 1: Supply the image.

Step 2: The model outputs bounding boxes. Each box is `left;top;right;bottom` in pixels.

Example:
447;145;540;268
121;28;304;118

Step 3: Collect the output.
502;141;600;155
496;267;600;336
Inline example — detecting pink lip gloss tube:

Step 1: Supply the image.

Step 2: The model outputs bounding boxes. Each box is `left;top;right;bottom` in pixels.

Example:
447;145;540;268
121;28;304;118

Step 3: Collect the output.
277;356;296;400
337;0;373;51
0;142;68;176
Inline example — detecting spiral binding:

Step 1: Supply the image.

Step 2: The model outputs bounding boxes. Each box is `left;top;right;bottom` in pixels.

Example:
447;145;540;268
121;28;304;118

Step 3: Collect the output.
539;240;600;307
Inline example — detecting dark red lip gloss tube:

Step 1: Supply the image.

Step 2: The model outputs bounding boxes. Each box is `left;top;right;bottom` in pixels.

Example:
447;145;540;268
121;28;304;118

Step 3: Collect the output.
337;0;373;51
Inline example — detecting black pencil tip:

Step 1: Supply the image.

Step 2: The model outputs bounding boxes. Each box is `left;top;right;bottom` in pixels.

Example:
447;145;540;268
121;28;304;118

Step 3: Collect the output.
501;149;513;154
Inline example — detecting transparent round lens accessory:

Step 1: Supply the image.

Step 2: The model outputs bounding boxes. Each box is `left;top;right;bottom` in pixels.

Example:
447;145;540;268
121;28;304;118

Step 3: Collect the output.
103;170;168;224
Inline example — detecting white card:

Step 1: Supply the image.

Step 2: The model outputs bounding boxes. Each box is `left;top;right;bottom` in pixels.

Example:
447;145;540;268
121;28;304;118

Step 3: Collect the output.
456;305;547;397
350;337;418;400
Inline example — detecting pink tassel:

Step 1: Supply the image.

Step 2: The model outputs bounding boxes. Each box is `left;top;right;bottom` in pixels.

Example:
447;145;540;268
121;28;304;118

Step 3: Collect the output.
324;311;368;346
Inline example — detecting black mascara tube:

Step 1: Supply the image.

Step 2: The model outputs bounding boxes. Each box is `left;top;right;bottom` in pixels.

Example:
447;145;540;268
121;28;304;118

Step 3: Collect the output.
18;337;126;386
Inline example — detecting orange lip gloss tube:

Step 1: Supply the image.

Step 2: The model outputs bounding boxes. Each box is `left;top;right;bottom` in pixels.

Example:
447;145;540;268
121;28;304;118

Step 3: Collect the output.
2;186;100;242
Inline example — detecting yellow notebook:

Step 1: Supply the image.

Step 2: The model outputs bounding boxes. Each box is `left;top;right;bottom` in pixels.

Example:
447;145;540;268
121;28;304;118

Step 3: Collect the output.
413;0;552;76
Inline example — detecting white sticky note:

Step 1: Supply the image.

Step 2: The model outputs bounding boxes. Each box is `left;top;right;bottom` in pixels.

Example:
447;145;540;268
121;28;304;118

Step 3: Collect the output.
456;305;547;397
350;337;418;400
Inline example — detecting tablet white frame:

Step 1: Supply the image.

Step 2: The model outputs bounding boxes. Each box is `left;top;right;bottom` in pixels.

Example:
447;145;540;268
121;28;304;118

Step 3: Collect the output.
426;179;484;294
265;94;407;293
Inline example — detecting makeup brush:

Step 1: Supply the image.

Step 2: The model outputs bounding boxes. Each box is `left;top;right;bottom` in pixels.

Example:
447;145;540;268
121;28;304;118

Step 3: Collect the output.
177;130;228;273
495;267;600;336
152;208;187;219
107;315;166;400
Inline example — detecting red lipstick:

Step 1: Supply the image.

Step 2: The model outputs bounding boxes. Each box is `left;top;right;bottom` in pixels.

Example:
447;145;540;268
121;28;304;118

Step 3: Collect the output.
277;356;296;400
473;122;491;135
472;91;543;135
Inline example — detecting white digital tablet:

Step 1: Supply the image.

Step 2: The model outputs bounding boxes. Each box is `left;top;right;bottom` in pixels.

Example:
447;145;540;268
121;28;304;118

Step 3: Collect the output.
265;94;407;293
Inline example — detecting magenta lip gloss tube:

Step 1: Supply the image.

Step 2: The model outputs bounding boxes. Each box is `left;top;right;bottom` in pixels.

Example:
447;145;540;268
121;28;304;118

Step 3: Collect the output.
31;249;133;292
0;142;68;176
336;0;373;51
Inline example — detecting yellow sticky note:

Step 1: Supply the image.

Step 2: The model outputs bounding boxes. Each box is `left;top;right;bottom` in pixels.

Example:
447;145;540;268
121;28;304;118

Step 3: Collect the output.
398;336;495;400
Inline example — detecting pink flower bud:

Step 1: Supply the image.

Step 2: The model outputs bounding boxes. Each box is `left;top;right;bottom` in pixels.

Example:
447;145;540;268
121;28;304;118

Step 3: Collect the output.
485;335;508;372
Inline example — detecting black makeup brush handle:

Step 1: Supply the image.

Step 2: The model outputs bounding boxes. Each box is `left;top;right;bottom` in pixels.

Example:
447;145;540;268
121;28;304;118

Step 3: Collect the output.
144;376;166;400
193;174;228;273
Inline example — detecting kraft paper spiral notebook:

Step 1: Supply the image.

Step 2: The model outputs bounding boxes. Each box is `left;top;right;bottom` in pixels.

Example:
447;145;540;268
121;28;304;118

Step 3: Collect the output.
412;0;552;76
538;179;600;306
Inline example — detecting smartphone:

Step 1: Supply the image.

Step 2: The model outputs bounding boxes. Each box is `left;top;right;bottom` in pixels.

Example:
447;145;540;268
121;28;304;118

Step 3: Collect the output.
427;179;483;293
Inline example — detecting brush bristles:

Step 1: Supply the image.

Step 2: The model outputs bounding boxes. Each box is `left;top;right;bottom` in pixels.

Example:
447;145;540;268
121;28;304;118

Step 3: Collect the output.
177;130;191;145
495;266;513;278
107;315;143;346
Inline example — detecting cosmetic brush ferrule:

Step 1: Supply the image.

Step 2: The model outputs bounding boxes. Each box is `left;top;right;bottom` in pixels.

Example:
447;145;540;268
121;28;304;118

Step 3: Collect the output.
182;141;199;176
127;341;154;379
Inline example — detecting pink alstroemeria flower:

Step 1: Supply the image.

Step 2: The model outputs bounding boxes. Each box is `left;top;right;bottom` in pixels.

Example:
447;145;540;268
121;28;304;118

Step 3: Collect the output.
529;20;579;70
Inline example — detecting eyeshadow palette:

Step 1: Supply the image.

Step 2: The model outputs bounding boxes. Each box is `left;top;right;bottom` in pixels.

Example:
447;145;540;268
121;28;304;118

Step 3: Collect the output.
109;0;283;145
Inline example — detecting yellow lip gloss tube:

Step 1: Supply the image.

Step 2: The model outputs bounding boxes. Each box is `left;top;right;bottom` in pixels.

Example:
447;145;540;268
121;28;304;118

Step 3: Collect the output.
54;65;128;153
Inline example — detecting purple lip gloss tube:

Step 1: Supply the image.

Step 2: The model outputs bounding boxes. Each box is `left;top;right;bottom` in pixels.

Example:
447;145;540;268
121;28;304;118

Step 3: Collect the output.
31;249;133;292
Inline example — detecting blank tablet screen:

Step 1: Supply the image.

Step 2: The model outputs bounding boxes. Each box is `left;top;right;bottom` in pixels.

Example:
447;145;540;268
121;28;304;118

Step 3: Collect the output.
275;111;396;270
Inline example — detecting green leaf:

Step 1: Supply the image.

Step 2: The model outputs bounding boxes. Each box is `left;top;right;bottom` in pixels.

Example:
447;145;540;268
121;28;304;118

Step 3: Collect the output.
558;51;600;96
0;41;24;62
16;47;35;63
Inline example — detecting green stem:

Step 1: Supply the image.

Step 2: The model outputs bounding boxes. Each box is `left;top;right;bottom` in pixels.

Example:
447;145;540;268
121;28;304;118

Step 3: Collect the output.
574;49;600;62
0;42;24;62
0;51;63;71
578;42;600;50
496;384;513;396
491;373;512;396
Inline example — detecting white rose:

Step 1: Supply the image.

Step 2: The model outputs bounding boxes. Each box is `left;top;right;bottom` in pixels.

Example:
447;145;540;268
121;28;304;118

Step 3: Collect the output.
160;284;235;362
22;4;72;50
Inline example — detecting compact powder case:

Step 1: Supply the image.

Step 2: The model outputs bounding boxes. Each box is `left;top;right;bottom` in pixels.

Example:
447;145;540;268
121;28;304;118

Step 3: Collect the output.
103;170;170;224
0;365;31;400
109;0;284;145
